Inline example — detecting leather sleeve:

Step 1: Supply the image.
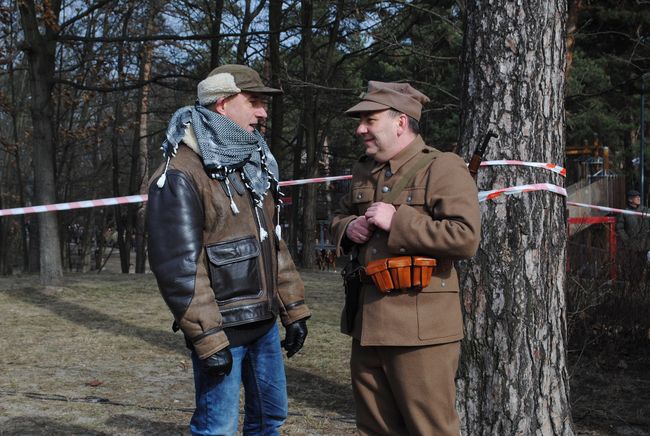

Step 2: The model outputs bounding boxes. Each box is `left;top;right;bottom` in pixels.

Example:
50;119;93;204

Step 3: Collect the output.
387;153;481;259
276;238;311;326
146;170;228;359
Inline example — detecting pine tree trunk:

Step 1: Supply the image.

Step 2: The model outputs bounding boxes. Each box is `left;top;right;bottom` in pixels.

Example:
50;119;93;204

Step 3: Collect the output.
457;1;574;434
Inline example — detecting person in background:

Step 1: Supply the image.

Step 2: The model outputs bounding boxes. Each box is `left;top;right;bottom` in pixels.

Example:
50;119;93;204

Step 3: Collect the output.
616;189;650;282
331;81;481;435
147;64;310;436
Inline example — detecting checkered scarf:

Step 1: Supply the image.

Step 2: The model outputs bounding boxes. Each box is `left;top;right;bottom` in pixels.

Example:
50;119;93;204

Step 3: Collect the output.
161;104;280;206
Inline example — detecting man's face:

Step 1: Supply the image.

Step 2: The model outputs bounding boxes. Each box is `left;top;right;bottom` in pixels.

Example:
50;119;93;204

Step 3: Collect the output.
218;92;268;133
629;195;641;207
355;110;400;163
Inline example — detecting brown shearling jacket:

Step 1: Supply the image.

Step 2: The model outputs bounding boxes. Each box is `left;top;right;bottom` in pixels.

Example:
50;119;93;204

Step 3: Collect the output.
330;136;480;346
147;140;310;360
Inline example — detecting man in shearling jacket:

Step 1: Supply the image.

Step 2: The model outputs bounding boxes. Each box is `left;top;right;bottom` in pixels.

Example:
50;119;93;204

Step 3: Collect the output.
331;81;481;435
146;64;310;436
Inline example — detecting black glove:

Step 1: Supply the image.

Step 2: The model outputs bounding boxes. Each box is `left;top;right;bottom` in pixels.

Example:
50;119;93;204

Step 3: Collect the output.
281;319;308;358
201;348;233;376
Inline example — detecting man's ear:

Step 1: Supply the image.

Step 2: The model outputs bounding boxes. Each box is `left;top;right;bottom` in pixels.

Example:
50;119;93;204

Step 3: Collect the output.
396;113;408;135
214;98;226;115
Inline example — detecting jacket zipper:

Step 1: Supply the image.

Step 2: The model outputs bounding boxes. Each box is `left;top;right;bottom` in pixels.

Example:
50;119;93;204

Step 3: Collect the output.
249;195;275;309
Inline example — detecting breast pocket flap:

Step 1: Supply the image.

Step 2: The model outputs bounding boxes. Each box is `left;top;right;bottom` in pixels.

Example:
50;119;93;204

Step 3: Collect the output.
206;236;260;266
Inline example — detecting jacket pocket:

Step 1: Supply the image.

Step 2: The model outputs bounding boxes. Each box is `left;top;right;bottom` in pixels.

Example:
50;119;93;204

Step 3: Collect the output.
392;187;426;207
415;271;462;340
351;187;375;214
206;236;263;304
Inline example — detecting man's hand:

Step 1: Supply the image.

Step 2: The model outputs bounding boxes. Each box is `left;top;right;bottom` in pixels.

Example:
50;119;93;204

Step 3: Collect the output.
282;319;308;358
365;202;397;231
201;348;233;376
345;216;375;244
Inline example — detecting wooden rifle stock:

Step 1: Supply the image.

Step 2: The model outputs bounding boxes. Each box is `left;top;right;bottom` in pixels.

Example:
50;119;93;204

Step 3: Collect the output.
469;131;498;181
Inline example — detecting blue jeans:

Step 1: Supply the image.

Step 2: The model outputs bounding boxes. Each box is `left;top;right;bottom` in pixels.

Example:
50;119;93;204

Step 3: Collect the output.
190;323;288;436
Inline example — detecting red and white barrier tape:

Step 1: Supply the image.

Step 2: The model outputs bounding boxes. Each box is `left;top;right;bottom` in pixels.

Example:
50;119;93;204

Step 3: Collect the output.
478;183;567;202
479;160;566;177
278;174;352;187
0;195;148;217
0;163;570;217
0;176;356;217
567;201;650;218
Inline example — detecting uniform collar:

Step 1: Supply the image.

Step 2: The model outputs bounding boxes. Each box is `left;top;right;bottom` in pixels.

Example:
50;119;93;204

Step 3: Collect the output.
370;135;426;174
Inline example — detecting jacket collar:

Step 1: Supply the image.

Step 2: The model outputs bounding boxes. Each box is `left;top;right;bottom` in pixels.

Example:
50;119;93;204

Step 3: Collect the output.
371;135;426;175
181;125;201;155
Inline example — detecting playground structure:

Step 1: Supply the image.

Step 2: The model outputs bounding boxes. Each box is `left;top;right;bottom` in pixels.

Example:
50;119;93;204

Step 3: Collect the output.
566;139;626;281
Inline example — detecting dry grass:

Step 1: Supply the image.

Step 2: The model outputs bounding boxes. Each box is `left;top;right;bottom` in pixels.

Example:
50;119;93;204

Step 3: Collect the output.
0;270;354;435
1;268;648;435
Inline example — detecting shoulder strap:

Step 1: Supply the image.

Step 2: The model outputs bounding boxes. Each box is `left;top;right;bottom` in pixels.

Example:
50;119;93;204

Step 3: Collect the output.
383;149;440;204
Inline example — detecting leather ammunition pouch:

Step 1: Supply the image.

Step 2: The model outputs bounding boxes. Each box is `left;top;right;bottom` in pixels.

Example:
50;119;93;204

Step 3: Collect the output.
365;256;437;293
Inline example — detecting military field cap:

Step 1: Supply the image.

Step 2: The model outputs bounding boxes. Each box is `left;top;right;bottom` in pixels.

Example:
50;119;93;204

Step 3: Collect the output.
197;64;282;106
627;189;641;197
345;81;430;121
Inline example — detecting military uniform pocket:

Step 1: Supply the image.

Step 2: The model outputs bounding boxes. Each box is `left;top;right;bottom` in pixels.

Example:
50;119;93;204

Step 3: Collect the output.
392;187;426;207
415;269;462;341
351;187;375;214
206;236;263;304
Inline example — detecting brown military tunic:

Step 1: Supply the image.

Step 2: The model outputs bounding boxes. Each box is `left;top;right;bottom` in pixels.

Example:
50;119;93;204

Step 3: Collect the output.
330;135;481;435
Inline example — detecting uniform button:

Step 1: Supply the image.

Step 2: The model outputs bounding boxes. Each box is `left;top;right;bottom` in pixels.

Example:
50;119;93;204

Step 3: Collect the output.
382;186;390;193
357;192;363;199
406;196;412;203
385;169;393;178
372;248;378;254
399;248;406;253
441;281;446;287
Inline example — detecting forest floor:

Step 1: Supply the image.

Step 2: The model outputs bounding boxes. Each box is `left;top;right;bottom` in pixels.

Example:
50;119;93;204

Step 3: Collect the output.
0;264;648;435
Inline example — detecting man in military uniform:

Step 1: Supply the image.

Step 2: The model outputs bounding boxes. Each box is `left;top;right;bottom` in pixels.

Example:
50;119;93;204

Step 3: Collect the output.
331;81;481;435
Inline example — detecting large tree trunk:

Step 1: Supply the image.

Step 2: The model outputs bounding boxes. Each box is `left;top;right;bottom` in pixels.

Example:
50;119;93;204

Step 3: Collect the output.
132;4;158;274
110;8;133;274
299;0;317;268
18;0;63;285
268;0;285;157
457;2;574;434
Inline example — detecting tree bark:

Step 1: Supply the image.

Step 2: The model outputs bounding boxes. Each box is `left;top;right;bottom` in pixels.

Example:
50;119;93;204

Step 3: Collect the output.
457;1;574;434
299;0;317;268
18;0;64;285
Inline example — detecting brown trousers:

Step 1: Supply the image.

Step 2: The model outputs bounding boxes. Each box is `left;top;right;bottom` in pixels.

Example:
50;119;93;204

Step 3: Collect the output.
350;339;461;436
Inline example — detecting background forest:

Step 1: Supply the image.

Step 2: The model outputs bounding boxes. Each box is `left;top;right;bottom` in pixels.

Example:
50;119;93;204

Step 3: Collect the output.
0;0;648;277
1;1;650;433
